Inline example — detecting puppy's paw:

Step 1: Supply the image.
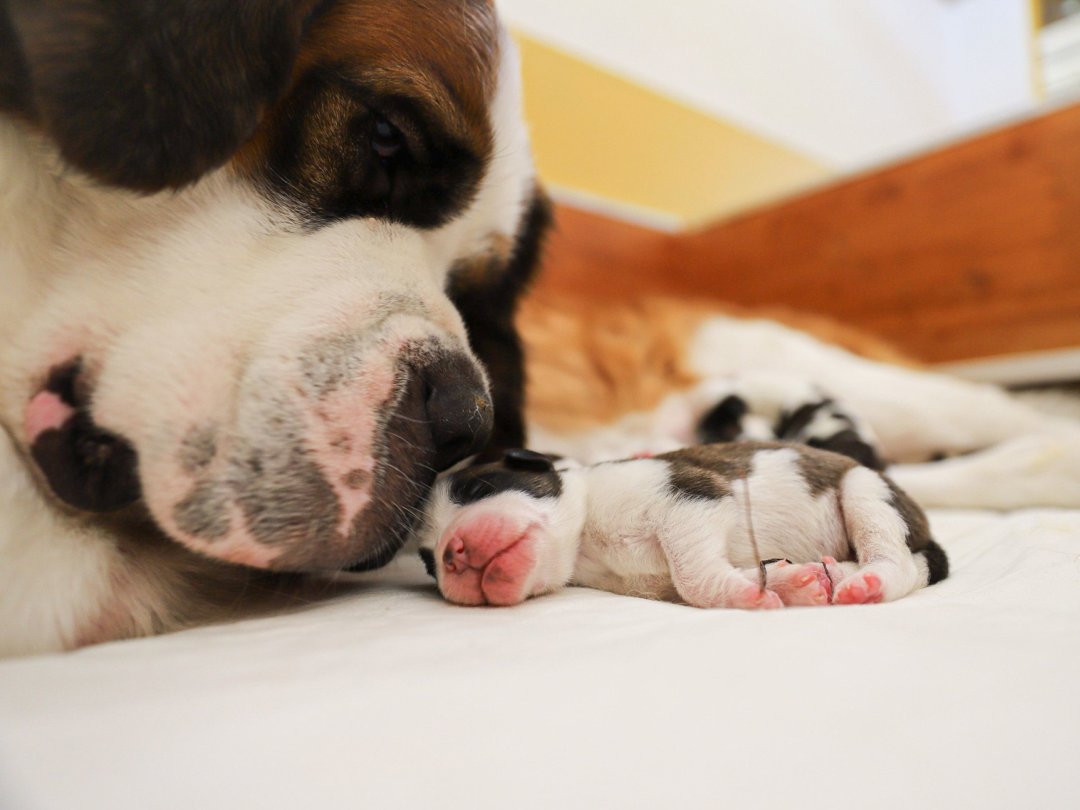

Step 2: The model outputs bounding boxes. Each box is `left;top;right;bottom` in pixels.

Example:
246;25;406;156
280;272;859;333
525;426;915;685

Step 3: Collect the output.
725;582;784;610
833;570;883;605
766;560;833;606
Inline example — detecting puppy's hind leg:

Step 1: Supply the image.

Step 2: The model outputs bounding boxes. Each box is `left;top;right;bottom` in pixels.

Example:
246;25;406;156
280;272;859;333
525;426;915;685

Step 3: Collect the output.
832;467;939;605
656;508;783;610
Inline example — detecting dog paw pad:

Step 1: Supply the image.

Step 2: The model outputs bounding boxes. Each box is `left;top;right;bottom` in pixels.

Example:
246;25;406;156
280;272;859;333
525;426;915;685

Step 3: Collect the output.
834;572;883;605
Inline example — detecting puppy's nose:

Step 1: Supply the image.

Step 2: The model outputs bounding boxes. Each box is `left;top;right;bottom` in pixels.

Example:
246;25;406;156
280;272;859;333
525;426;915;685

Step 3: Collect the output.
421;352;493;470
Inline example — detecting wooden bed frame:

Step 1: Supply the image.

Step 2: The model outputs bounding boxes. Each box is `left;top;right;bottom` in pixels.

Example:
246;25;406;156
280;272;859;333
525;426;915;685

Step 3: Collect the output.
534;102;1080;366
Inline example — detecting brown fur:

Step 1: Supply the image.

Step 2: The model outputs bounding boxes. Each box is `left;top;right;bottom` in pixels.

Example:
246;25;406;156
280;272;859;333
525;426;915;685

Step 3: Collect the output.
520;293;916;433
235;0;498;178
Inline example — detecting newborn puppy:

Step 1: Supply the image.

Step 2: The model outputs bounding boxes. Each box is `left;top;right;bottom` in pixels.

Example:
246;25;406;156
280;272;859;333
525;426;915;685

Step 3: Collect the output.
418;443;948;609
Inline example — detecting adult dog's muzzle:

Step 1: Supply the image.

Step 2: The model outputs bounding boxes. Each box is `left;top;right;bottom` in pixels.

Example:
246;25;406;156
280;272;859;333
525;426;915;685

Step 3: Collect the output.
24;328;493;572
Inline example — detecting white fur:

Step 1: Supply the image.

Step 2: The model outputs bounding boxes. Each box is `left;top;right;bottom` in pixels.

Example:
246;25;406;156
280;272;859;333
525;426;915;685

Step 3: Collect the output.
837;465;922;601
689;316;1080;460
0;428;117;656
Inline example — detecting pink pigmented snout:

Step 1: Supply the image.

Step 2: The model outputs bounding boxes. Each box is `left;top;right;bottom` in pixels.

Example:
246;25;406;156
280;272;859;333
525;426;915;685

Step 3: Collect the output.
437;513;540;607
443;536;468;573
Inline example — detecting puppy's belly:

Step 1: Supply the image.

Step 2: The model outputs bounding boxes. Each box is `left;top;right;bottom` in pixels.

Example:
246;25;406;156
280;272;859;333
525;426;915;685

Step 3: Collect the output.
572;526;677;601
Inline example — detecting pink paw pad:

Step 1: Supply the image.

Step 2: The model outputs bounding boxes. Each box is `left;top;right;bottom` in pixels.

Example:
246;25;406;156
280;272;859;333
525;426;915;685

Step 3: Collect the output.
834;572;883;605
728;583;784;610
768;560;833;606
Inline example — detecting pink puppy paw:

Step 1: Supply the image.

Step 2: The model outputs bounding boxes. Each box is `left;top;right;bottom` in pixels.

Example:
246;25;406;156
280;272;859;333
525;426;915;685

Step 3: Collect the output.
726;583;784;610
834;571;883;605
767;561;833;606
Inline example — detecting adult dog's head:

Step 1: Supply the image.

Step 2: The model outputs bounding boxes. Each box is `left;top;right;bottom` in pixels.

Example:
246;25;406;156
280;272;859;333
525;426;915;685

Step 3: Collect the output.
0;1;547;572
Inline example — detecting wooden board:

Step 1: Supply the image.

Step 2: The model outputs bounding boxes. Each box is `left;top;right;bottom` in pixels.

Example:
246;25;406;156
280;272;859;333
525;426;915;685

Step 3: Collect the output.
534;103;1080;364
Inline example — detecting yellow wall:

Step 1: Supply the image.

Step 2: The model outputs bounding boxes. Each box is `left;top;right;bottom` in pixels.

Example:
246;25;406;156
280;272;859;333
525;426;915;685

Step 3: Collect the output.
515;32;832;228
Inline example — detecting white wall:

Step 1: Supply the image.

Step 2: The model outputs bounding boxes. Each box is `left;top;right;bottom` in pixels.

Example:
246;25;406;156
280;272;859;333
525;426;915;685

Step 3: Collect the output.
500;0;1038;171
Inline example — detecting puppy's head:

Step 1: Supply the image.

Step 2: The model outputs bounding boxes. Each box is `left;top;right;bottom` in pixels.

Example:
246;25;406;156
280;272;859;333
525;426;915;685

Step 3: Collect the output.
419;450;586;606
1;0;545;571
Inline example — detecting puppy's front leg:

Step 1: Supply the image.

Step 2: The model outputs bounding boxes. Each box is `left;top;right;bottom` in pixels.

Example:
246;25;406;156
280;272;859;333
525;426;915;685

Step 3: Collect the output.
657;515;782;610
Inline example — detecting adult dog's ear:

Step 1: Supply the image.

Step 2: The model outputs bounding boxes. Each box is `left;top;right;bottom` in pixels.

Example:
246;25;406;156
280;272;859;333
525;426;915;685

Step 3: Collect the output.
1;0;322;192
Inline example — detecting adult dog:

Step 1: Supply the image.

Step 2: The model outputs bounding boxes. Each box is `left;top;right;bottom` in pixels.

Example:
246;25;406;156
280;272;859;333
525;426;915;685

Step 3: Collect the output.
0;0;546;655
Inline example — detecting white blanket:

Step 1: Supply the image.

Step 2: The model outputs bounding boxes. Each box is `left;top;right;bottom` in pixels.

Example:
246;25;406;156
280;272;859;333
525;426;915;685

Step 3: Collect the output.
2;509;1079;810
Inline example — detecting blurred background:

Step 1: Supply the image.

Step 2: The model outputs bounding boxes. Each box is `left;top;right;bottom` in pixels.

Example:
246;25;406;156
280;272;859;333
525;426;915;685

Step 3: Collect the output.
502;0;1080;385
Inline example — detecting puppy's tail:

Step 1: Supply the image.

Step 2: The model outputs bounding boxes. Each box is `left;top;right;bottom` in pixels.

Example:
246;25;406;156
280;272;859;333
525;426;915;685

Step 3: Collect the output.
915;538;949;586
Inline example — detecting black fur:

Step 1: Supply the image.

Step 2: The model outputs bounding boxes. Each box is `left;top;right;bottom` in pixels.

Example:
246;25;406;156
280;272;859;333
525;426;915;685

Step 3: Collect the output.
2;0;317;191
448;188;554;457
30;360;141;513
697;395;748;444
0;2;31;115
776;399;885;470
920;539;950;585
447;458;562;506
418;546;437;579
805;430;884;471
503;449;556;473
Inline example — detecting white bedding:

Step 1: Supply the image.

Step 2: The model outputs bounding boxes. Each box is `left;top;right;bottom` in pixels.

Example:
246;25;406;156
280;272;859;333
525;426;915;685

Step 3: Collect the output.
2;508;1079;810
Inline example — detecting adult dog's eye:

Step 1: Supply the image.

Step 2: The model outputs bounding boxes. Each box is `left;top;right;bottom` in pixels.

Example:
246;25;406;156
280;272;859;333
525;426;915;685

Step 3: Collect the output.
371;115;405;159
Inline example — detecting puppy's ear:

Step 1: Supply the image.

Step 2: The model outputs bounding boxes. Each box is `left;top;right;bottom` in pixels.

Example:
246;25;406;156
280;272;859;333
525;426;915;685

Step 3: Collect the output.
2;0;322;191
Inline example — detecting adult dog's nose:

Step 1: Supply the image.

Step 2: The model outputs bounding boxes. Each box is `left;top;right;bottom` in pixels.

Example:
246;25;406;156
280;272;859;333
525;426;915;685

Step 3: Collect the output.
421;352;494;470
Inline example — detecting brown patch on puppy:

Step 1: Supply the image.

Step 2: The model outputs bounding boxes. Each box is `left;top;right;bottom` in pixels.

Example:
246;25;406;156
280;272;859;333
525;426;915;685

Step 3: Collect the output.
794;447;856;497
883;476;933;552
659;442;761;501
660;441;855;502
